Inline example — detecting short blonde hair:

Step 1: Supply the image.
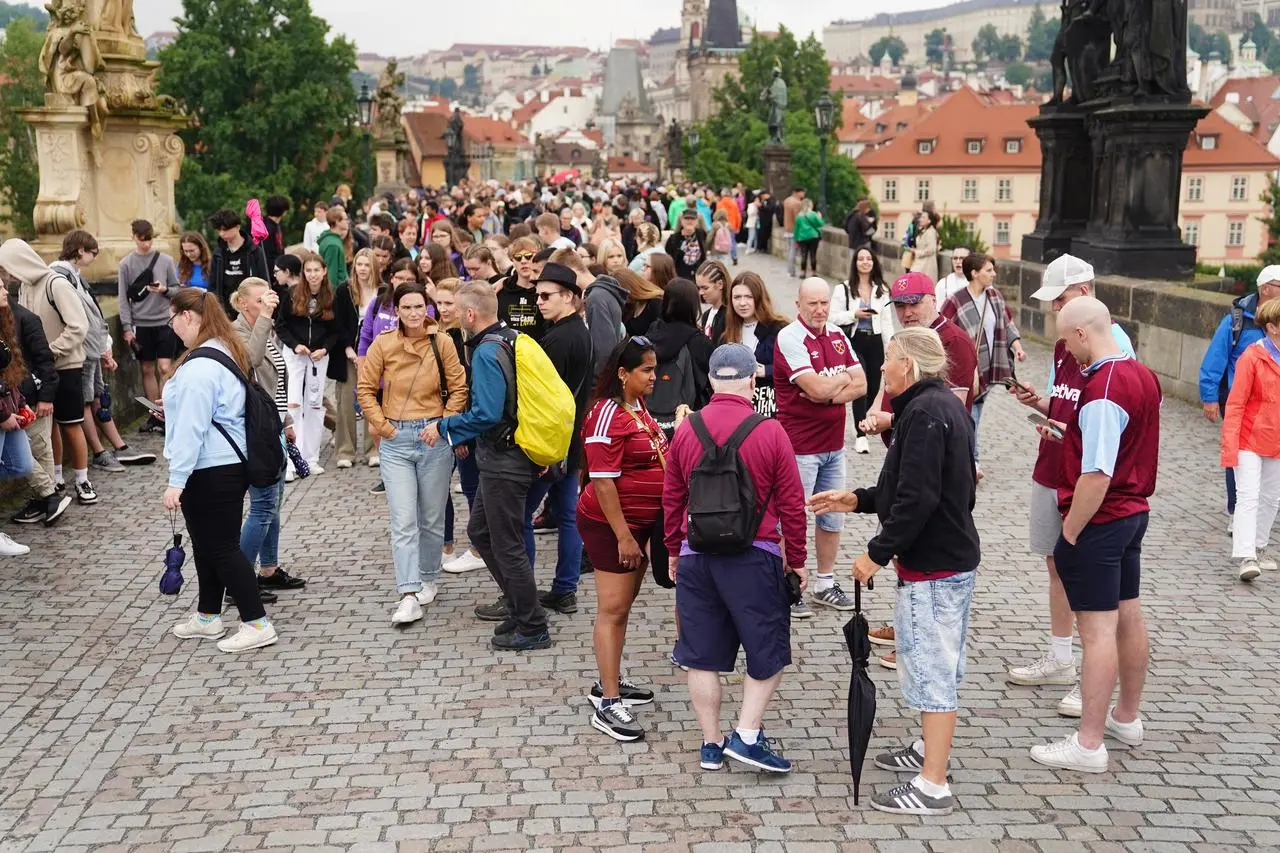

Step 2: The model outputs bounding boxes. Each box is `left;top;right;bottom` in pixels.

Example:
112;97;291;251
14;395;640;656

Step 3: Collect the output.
1255;295;1280;329
229;276;270;313
889;326;950;384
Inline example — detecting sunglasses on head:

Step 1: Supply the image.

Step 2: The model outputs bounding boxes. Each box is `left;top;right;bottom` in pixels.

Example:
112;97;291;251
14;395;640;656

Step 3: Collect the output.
630;335;652;347
511;251;535;262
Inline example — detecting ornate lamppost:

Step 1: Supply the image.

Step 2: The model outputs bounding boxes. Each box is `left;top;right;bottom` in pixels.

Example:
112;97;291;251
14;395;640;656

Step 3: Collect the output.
813;91;835;215
356;82;374;203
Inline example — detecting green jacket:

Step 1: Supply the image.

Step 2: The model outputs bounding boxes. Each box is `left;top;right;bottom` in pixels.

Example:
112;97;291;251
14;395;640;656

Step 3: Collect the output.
317;229;349;289
794;211;825;243
667;198;688;230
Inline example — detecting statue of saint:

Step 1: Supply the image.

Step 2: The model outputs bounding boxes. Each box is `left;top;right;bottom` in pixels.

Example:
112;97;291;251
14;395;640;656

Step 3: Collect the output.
761;66;787;145
446;109;466;157
1048;0;1112;106
96;0;137;37
373;59;406;139
666;119;683;165
40;0;109;137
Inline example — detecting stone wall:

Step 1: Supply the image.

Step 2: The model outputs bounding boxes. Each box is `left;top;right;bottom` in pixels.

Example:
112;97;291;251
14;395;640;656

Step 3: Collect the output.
770;226;1230;403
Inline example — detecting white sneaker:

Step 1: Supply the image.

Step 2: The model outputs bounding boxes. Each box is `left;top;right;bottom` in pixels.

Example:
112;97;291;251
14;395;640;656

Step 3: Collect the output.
285;469;296;483
1105;708;1143;747
1239;557;1262;582
854;436;870;454
336;459;353;469
1261;557;1278;573
1057;683;1082;718
368;454;380;468
0;533;30;556
416;582;439;606
173;614;227;640
1029;732;1108;773
443;550;486;573
216;622;279;652
311;464;325;475
392;595;423;624
1007;652;1077;686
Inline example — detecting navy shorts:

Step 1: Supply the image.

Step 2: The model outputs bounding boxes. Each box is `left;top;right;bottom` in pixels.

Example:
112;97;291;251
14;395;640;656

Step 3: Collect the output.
1053;512;1149;612
673;548;791;680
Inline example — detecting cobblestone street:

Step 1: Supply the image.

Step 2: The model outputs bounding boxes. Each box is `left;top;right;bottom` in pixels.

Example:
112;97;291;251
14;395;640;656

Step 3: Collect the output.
1;250;1276;853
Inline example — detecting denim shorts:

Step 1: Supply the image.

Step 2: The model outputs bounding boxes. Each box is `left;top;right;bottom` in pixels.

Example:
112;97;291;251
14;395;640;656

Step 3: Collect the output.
796;450;846;532
895;572;976;713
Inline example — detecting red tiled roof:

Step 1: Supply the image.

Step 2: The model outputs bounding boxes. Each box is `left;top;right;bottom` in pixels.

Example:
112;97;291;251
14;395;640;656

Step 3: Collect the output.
403;112;449;159
608;155;656;174
512;100;551;125
463;116;526;149
1210;76;1280;143
838;96;941;145
449;43;591;58
1185;110;1280;169
856;88;1038;170
831;74;899;97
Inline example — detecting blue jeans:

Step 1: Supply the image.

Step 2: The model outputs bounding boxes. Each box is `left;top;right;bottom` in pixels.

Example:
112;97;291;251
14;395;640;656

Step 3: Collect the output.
969;396;985;463
0;428;33;480
785;232;797;275
380;418;453;593
896;572;976;713
445;444;480;545
239;478;284;569
796;451;846;532
522;467;582;595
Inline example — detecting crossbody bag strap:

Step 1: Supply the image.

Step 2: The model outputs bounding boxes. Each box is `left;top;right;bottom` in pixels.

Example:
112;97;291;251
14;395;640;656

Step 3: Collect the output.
427;332;449;404
622;401;666;471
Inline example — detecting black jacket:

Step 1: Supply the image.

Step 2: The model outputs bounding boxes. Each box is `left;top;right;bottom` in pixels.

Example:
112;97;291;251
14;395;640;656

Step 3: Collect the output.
699;305;727;346
853;378;980;573
9;297;57;404
274;288;342;371
263;218;285;272
625;298;661;337
539;314;593;470
497;278;545;341
844;210;875;253
646;318;713;410
665;229;708;279
757;199;778;251
209;230;270;310
329;283;362;382
748;319;786;386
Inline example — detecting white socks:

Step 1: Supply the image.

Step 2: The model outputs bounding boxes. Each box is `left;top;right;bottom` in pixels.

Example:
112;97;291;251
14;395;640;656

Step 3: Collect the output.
1050;634;1074;665
735;727;759;745
813;574;835;593
74;468;89;485
912;773;950;798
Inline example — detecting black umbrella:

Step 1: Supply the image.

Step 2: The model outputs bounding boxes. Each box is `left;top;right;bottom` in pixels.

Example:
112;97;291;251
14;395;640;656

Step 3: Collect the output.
842;578;875;804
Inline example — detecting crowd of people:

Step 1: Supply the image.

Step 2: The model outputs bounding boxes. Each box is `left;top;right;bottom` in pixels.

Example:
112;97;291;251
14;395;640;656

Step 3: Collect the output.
0;174;1272;819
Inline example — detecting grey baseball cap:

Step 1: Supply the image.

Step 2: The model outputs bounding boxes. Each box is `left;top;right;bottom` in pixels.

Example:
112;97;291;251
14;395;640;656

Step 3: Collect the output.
708;343;757;381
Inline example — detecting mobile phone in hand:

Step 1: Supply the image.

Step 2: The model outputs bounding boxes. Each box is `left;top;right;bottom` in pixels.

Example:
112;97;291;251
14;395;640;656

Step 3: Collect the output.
1027;412;1064;439
134;396;163;416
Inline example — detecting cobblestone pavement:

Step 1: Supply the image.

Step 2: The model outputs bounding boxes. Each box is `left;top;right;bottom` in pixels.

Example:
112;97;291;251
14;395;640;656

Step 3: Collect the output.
1;250;1277;853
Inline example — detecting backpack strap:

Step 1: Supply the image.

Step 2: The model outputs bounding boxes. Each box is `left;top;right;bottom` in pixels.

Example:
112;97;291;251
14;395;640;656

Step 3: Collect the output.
724;412;765;450
184;347;250;465
688;412;715;453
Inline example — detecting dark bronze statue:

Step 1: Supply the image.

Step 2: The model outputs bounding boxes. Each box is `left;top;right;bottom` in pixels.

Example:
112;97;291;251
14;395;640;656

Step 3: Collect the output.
1047;0;1190;105
1049;0;1111;105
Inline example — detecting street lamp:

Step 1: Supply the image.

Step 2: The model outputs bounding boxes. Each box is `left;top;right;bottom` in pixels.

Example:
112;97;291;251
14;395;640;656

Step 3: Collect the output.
688;127;700;184
814;91;835;215
356;82;374;202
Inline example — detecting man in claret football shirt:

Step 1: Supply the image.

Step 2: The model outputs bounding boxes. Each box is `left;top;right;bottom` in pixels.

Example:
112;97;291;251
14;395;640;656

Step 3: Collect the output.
1029;297;1160;776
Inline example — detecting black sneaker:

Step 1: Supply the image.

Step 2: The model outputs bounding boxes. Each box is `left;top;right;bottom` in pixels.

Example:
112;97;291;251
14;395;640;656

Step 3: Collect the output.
13;499;46;524
490;628;552;651
75;480;98;505
369;481;385;495
532;512;556;535
225;590;278;606
589;677;654;708
869;779;955;816
112;445;156;465
43;494;73;526
590;702;644;742
538;589;578;614
54;482;66;495
138;416;165;434
474;598;510;622
259;568;306;590
494;618;516;636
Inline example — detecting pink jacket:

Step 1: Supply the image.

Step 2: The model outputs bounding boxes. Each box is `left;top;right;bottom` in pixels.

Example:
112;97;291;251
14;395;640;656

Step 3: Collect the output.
1222;340;1280;467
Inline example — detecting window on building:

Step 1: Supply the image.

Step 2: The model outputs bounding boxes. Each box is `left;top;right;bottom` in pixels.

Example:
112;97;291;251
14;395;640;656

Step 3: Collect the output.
966;139;982;154
1187;176;1203;202
1228;220;1245;246
995;220;1011;245
1183;221;1199;246
916;179;931;202
997;179;1012;202
964;219;978;241
918;139;934;155
875;123;887;134
883;179;898;202
962;179;978;202
1200;134;1218;150
882;220;897;242
1005;139;1022;154
1231;176;1249;201
897;122;909;131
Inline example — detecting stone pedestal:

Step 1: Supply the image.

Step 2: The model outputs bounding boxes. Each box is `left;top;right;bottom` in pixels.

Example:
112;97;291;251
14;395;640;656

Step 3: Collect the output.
20;103;186;279
374;138;410;196
762;143;792;201
1021;107;1093;264
1072;102;1208;279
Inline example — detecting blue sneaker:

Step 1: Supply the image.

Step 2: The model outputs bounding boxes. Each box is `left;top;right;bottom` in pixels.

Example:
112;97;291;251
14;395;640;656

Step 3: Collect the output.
700;739;725;770
724;730;791;773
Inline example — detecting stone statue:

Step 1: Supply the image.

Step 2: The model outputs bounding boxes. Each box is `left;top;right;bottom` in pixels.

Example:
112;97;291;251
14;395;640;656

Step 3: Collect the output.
40;0;108;137
1048;0;1112;105
96;0;137;38
666;119;683;165
443;108;469;187
373;59;406;140
761;65;787;145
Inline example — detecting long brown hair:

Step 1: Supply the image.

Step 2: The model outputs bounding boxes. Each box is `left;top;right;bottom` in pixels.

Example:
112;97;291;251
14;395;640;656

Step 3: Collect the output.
172;289;250;374
647;252;676;290
722;271;789;345
426;243;452;283
613;268;664;320
296;253;336;320
178;231;211;286
0;300;27;389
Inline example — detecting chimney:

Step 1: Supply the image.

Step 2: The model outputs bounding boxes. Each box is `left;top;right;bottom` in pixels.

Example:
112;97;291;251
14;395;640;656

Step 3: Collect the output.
541;89;550;103
1226;91;1240;104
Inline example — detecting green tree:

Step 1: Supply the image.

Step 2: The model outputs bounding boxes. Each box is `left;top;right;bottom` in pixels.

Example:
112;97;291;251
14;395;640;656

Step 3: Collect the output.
1024;5;1059;62
972;23;1001;61
157;0;362;240
1189;21;1231;61
1259;177;1280;265
463;63;481;91
925;28;947;66
694;27;868;225
1004;60;1033;86
0;0;47;28
869;35;907;65
938;214;989;254
1239;12;1274;56
996;34;1023;62
0;18;45;237
1034;68;1054;92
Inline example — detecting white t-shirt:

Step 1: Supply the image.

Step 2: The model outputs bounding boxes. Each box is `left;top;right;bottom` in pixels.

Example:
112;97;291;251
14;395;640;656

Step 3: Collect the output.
971;290;997;353
936;273;967;303
303;219;329;252
740;320;758;353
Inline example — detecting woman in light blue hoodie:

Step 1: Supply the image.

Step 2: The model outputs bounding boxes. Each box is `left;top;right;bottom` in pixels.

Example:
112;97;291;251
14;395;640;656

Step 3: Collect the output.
162;289;277;653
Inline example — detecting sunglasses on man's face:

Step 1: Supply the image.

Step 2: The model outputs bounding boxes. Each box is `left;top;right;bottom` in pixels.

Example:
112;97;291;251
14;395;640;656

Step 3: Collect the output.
512;252;535;262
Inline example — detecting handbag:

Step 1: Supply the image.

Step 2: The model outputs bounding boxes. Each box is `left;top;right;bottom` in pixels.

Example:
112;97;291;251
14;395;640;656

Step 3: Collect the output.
0;380;33;428
127;253;160;303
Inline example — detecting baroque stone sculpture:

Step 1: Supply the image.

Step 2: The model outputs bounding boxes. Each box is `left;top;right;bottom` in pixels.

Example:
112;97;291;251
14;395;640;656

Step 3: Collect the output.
40;0;108;138
762;65;787;145
373;59;406;141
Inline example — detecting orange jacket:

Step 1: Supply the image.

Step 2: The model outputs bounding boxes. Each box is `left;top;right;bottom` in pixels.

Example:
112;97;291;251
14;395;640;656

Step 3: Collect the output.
1221;340;1280;467
715;197;742;232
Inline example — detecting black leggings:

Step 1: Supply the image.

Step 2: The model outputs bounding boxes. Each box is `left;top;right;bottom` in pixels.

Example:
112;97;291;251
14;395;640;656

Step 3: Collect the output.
181;463;266;621
798;238;820;274
850;330;885;436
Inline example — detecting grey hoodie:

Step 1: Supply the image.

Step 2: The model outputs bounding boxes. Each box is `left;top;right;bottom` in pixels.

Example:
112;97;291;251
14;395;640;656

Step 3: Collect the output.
0;239;88;370
583;274;626;380
50;260;110;360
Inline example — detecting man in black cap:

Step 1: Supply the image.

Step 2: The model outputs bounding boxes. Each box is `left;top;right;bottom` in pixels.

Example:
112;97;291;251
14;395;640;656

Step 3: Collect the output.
525;262;593;614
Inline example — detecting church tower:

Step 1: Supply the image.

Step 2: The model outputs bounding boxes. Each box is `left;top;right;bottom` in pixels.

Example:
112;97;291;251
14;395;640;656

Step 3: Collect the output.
687;0;745;123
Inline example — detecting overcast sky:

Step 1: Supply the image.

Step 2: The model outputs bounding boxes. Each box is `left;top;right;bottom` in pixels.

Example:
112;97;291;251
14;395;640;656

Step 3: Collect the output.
131;0;950;56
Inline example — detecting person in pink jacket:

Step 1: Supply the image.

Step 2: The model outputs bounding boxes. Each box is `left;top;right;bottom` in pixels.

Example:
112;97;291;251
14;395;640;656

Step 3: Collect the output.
1221;297;1280;582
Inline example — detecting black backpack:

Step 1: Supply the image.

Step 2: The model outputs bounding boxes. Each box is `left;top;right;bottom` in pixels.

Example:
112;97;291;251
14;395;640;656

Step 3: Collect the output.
186;347;286;488
646;346;696;434
685;411;767;554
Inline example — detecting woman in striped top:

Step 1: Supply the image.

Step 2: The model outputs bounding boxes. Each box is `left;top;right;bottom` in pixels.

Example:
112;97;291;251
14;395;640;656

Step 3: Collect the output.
230;278;307;599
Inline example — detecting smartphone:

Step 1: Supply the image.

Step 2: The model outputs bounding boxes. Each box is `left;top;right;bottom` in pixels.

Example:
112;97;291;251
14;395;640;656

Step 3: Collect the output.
1027;412;1064;439
134;396;163;415
1001;377;1035;394
863;308;878;315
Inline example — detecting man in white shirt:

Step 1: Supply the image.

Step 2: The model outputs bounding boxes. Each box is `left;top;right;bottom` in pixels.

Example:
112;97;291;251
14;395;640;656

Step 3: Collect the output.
303;201;329;252
936;247;969;304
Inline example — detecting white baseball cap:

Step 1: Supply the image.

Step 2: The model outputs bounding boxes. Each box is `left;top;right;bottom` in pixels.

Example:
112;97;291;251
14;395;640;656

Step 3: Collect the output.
1257;265;1280;286
1032;253;1095;301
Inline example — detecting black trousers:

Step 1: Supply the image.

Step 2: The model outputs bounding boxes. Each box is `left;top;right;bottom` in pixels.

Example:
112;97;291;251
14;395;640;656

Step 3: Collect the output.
469;471;548;635
850;329;885;436
181;463;266;622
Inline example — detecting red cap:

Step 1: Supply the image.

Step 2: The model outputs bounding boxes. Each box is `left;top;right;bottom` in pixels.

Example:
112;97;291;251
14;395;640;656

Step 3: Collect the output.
890;271;935;304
